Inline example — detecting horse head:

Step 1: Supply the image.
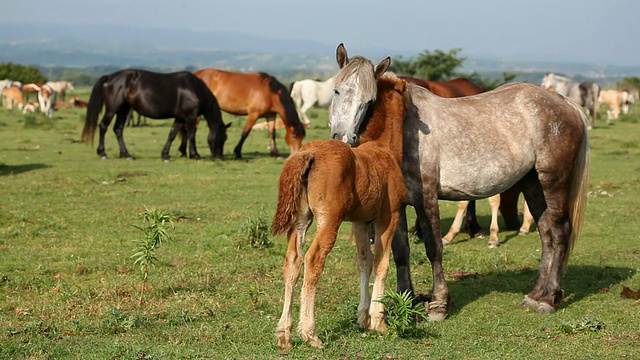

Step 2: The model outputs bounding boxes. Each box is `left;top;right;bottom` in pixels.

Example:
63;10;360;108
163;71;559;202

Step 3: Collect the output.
329;43;390;146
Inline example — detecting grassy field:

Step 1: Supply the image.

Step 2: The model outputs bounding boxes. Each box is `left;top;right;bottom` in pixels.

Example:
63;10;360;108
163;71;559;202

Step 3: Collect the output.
1;88;639;359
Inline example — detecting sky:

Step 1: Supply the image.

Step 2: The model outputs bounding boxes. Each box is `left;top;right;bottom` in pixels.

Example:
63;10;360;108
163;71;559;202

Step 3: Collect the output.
2;0;640;67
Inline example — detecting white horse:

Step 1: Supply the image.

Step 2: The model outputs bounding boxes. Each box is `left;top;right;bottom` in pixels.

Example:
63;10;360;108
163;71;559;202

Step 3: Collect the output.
621;90;636;115
37;84;57;118
541;73;600;128
290;76;335;126
43;80;74;101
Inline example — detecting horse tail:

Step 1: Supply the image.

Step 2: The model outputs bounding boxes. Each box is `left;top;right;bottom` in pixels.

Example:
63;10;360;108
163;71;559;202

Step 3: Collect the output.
271;151;314;236
564;103;590;270
289;81;301;108
262;73;306;138
82;75;108;144
591;82;601;123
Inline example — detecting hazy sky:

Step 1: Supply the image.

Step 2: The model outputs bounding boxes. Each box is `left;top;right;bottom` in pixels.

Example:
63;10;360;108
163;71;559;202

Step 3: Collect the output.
3;0;639;67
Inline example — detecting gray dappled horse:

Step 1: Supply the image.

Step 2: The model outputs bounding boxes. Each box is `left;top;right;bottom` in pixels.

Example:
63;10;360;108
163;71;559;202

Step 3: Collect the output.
541;73;601;129
329;44;590;321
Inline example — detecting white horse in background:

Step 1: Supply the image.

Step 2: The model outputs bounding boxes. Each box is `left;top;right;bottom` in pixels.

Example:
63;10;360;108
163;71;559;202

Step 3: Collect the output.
541;73;601;128
37;84;57;118
43;80;74;101
621;90;636;115
289;76;335;126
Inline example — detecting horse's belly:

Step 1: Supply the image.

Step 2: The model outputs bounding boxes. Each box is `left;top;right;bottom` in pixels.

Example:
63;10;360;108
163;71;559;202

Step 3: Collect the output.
437;156;534;200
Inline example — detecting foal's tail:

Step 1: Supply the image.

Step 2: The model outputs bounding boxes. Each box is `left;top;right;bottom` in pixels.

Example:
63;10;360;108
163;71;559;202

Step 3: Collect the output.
271;151;314;236
565;109;590;269
81;75;108;144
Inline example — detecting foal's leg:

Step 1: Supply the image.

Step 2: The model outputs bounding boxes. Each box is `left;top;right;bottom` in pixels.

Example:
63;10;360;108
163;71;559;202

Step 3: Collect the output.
297;218;341;348
353;222;373;329
276;212;312;352
369;210;399;332
487;195;501;248
442;201;468;245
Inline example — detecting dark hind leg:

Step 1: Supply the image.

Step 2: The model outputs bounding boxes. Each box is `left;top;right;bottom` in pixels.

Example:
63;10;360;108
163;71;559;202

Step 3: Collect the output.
97;111;116;159
112;107;134;159
499;184;523;231
518;170;571;313
392;205;415;296
463;200;484;237
233;113;261;159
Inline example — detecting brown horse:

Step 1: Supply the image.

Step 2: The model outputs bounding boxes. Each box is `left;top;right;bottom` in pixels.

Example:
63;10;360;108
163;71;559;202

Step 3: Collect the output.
194;69;306;159
272;67;408;350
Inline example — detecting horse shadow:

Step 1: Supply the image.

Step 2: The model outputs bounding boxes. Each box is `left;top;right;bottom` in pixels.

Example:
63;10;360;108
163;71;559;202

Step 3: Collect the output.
0;163;51;176
445;264;635;316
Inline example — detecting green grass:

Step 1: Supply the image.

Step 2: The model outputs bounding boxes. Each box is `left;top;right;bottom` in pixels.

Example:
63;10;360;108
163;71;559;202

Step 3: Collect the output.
0;90;639;359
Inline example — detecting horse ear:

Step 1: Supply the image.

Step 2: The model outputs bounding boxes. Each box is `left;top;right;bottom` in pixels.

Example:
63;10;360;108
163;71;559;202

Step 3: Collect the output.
374;57;391;79
225;122;232;129
395;78;407;93
336;43;348;68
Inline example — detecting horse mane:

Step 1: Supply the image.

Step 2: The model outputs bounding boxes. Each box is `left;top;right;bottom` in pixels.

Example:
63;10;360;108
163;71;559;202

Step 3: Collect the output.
259;72;306;138
335;56;378;102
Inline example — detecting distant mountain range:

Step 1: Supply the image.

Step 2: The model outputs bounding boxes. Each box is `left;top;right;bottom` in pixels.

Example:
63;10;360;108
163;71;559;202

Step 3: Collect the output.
1;23;639;80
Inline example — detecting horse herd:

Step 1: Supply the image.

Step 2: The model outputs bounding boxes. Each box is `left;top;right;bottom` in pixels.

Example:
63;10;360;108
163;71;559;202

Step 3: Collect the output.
0;80;75;117
2;44;631;351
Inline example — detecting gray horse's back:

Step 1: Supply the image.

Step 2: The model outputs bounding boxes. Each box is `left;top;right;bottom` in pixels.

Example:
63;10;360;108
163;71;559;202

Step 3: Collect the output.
403;82;587;201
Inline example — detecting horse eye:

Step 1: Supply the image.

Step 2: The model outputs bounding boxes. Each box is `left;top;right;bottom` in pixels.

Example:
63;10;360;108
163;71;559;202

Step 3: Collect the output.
334;89;340;95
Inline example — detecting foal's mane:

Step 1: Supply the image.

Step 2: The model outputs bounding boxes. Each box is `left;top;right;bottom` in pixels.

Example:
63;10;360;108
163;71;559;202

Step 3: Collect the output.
358;73;408;145
335;56;379;102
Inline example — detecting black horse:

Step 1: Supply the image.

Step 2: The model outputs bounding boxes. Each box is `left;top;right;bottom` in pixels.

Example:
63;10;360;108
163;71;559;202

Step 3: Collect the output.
82;69;228;160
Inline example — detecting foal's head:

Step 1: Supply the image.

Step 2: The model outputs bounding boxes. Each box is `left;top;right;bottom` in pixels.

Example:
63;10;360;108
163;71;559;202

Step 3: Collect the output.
329;43;390;146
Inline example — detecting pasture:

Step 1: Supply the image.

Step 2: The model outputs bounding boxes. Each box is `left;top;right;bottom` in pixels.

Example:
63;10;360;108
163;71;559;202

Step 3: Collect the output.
1;87;639;359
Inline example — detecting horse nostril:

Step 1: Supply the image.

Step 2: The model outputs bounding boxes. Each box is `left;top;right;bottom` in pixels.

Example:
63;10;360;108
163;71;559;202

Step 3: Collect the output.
331;133;339;140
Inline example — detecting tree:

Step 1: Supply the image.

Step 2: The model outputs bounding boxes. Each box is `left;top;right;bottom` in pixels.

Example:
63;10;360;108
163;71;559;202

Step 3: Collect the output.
390;48;465;81
0;62;47;83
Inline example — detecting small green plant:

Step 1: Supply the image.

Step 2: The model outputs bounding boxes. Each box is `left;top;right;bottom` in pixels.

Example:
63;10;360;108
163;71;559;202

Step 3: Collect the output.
376;290;427;338
559;317;606;334
131;207;174;307
238;210;272;249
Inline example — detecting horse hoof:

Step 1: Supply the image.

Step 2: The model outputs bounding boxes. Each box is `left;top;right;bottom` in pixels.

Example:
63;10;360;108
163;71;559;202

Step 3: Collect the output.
536;302;556;314
518;229;529;236
163;159;170;163
441;239;451;246
126;157;134;161
520;295;538;308
427;301;448;322
488;242;499;248
100;156;108;160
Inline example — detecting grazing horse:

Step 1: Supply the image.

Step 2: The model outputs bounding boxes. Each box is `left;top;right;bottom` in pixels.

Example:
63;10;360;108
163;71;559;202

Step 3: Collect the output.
22;82;44;101
289;76;336;126
272;67;407;351
44;80;74;101
598;89;625;121
330;44;589;320
194;69;305;159
401;76;532;247
81;69;228;160
621;90;636;115
541;73;600;128
2;85;24;110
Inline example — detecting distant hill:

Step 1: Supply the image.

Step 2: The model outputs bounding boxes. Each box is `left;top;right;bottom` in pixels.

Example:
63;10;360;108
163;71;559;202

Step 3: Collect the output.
1;23;639;81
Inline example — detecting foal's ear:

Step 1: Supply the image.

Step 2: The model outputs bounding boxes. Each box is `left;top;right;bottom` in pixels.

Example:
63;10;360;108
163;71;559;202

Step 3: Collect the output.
374;57;391;79
395;78;407;93
336;43;348;68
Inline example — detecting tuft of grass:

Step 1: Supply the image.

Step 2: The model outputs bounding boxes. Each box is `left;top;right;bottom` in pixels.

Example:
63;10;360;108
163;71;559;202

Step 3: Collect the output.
559;317;606;334
376;290;427;338
237;210;272;249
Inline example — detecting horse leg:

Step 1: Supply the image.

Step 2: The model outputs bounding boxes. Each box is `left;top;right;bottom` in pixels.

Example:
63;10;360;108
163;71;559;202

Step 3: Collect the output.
518;171;571;313
113;108;134;159
276;209;312;352
96;110;116;159
499;185;522;230
487;195;500;248
519;201;535;235
415;193;450;321
184;119;201;160
162;121;184;161
266;115;281;157
233;113;261;159
297;218;341;349
299;101;313;126
442;201;468;245
392;205;415;297
352;222;373;330
464;200;484;237
369;210;399;332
